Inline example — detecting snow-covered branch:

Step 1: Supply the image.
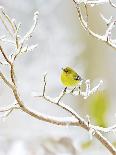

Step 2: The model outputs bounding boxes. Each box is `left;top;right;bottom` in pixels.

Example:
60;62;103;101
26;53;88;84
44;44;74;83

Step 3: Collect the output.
34;74;116;154
72;0;116;50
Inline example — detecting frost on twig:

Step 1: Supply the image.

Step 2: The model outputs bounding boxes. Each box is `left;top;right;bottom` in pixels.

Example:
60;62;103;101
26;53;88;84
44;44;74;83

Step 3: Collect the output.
100;14;113;26
69;79;103;99
89;128;96;140
72;0;116;50
34;74;103;102
0;6;39;61
0;102;20;120
12;11;39;60
22;11;39;42
18;44;38;56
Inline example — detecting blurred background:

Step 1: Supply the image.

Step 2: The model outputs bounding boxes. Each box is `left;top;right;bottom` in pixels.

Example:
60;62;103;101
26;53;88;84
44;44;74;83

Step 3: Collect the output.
0;0;116;154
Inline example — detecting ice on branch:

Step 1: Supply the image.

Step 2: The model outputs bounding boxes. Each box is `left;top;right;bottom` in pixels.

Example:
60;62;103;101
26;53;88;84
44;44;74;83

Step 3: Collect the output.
34;74;103;101
0;36;15;44
76;0;115;6
72;0;116;50
0;102;20;120
89;128;96;140
22;11;39;42
100;14;113;25
72;79;103;99
18;44;38;55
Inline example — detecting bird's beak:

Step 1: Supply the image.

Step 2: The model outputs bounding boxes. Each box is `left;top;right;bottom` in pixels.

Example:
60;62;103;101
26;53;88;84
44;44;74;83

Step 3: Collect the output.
78;76;84;82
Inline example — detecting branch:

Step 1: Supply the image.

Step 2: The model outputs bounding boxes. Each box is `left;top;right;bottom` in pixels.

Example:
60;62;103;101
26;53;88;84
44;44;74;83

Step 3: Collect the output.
0;66;115;154
0;49;115;154
12;11;39;61
0;46;16;85
76;0;116;8
72;0;116;50
0;9;13;37
34;74;116;155
0;46;11;65
0;103;20;119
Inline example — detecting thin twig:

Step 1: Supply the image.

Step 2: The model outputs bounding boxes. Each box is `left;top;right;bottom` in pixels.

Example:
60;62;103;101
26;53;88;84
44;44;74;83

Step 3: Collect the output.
0;46;11;65
0;105;20;119
1;9;16;33
0;72;14;89
0;46;16;85
109;0;116;8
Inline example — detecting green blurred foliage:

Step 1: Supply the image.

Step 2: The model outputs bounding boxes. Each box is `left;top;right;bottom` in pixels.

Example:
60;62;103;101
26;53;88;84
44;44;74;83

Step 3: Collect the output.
112;141;116;147
88;91;109;127
81;140;92;149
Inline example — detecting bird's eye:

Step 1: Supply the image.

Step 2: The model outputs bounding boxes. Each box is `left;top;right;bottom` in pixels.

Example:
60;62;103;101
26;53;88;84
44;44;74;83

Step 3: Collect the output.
64;69;68;73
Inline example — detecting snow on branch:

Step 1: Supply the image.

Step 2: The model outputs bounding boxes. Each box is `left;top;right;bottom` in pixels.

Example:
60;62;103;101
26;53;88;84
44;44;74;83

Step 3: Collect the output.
72;0;116;50
0;7;115;155
0;103;20;119
33;74;116;154
70;79;103;99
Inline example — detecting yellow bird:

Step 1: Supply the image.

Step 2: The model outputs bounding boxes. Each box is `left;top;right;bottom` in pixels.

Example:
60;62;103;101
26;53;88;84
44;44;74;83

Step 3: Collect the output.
61;67;82;87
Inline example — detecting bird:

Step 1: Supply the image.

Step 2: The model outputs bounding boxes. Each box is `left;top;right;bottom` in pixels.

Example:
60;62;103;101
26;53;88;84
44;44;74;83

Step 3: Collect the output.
61;67;82;87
